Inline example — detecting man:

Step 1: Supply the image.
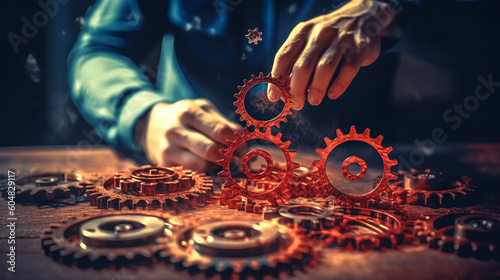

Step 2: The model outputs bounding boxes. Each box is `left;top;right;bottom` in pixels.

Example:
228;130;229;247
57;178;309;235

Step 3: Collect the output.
68;0;496;171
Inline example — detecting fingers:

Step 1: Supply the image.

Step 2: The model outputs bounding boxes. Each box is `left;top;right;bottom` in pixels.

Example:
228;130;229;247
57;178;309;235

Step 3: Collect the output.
327;52;364;100
307;41;344;106
166;126;225;163
183;99;244;145
268;23;313;102
289;26;336;109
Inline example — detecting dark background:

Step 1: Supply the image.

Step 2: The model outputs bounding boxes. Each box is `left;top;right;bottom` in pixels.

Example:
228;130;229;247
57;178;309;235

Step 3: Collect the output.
0;0;97;147
1;0;499;149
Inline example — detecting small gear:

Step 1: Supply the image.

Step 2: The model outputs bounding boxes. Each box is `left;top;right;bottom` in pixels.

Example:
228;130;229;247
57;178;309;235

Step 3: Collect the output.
1;172;91;203
86;166;213;211
245;28;262;44
218;128;300;206
414;212;500;261
40;211;181;268
234;72;293;129
159;216;316;278
264;198;336;232
312;126;398;207
388;169;476;206
317;207;406;251
223;180;272;214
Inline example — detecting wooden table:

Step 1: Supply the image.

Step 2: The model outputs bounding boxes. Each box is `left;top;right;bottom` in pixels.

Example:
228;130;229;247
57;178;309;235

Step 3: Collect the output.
1;144;499;280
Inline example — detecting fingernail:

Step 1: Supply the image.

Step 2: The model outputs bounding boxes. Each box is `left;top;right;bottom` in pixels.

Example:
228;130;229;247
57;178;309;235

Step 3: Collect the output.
268;88;279;102
309;97;319;106
292;102;303;110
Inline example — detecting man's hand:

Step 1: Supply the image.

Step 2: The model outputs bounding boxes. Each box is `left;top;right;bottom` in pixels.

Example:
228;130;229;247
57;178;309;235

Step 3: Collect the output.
138;99;243;172
268;0;395;109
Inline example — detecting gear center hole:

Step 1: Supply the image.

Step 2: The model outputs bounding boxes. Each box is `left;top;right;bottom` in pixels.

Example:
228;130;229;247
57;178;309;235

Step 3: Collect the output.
244;83;285;121
347;162;362;176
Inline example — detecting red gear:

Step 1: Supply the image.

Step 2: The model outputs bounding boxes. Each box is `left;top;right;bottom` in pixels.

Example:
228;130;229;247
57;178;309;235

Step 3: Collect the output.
312;126;398;207
218;128;299;206
233;72;293;129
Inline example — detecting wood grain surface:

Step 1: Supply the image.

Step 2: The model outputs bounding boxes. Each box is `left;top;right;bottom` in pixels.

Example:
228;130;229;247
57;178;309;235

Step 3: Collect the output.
0;144;499;280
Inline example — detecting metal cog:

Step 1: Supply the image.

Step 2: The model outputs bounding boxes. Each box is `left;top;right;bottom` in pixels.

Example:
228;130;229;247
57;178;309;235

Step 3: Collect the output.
316;207;407;251
234;72;293;129
40;211;182;268
312;126;398;207
264;198;336;232
388;169;476;206
159;216;317;278
1;172;92;203
245;28;263;45
86;166;213;211
218;128;300;206
413;212;500;261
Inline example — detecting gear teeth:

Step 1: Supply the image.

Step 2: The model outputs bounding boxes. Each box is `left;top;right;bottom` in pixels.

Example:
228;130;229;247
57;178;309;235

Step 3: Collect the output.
390;169;476;206
349;126;357;135
362;128;371;136
218;127;296;205
312;126;398;205
41;211;175;268
232;73;292;129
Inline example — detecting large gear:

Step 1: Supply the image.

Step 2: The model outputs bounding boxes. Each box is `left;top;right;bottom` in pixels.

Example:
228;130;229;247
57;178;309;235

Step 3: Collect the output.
312;126;398;207
218;128;299;206
413;212;500;261
86;166;213;211
233;72;293;129
40;211;181;268
1;172;92;203
159;216;316;278
388;169;476;206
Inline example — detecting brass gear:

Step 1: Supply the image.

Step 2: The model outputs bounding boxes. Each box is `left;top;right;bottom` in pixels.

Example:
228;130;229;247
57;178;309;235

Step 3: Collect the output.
312;126;398;207
233;72;293;129
413;212;500;261
86;166;213;211
40;211;181;268
159;216;316;278
388;169;476;206
218;128;300;206
1;172;92;203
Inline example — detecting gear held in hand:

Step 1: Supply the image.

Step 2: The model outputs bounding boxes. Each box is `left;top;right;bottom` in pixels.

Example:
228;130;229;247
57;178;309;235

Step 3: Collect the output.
233;72;293;129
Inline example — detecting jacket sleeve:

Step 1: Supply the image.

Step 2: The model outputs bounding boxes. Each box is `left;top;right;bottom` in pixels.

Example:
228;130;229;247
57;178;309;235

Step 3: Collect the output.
67;0;170;162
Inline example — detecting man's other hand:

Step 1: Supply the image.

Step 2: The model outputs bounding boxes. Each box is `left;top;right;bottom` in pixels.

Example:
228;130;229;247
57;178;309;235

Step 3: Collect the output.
138;99;243;172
